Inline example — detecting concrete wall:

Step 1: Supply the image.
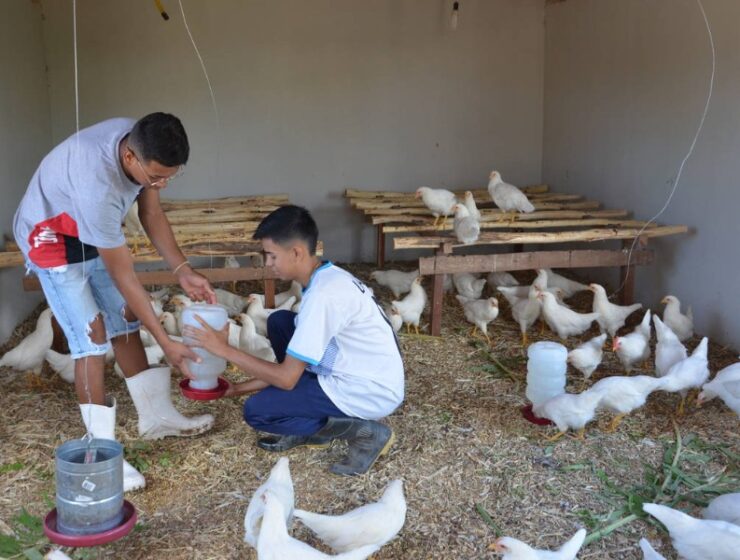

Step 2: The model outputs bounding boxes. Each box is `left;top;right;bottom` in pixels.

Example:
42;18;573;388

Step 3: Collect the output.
40;0;546;262
542;0;739;348
0;0;50;343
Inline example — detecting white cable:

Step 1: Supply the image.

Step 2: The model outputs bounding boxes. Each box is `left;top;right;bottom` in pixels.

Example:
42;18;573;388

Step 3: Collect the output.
611;0;715;299
177;0;220;269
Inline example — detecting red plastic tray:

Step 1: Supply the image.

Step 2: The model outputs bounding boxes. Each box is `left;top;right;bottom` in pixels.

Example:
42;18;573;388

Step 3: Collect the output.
521;404;554;426
44;500;136;547
179;377;229;400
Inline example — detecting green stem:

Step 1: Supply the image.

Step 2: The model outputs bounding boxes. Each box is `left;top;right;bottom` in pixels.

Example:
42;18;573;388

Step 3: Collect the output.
583;513;639;545
475;503;501;537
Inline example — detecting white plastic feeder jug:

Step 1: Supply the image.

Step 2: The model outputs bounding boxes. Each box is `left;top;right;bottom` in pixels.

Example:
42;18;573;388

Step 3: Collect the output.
182;304;228;390
525;341;568;407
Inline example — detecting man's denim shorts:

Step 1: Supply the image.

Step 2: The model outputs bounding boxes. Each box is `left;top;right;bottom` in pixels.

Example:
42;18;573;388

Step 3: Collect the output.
27;257;141;359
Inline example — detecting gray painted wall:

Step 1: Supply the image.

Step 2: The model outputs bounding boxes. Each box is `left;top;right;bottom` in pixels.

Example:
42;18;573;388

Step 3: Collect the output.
39;0;545;263
0;1;50;342
542;0;739;348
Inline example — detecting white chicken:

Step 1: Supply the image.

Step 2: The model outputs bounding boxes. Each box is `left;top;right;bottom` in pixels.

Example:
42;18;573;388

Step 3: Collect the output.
533;388;604;440
612;309;652;373
44;349;75;383
246;295;297;336
0;308;54;374
238;314;276;362
249;283;303;309
704;493;740;525
698;363;740;417
227;318;241;349
453;273;486;300
643;502;740;560
415;186;457;227
388;306;403;334
661;295;694;341
257;491;379;560
588;283;642;337
244;457;294;549
660;337;710;415
452;203;480;245
149;294;164;318
542;269;589;298
489;528;586;560
456;296;499;342
591;374;663;432
500;286;540;346
391;277;427;334
568;333;608;380
487;170;535;219
114;344;165;377
496;285;528;306
538;290;600;340
463;190;482;221
294;479;406;553
369;269;419;299
160;311;179;336
487;271;519;289
654;315;687;378
215;288;247;316
639;538;667;560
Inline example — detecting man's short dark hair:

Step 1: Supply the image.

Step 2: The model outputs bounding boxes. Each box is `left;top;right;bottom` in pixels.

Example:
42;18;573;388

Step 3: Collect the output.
253;205;318;255
129;112;189;167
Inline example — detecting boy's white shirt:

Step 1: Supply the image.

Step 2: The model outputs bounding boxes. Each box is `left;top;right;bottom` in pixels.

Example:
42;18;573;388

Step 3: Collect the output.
286;262;404;419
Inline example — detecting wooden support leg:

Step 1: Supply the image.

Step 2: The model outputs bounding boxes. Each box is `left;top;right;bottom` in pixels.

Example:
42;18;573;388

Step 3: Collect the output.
264;277;276;309
430;269;444;337
376;225;385;269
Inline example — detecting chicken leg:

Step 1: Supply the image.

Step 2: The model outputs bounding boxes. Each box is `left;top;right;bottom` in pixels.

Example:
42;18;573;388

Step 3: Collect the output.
605;413;627;433
545;431;566;442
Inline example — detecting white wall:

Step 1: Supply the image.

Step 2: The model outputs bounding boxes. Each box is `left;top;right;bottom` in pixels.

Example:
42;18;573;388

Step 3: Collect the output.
543;0;739;348
0;0;50;343
40;0;546;262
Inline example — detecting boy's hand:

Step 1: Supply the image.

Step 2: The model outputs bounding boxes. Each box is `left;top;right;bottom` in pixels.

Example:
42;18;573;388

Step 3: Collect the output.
182;315;230;356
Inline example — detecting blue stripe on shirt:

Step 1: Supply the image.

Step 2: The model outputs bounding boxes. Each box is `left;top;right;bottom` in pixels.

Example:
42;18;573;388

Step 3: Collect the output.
286;348;320;366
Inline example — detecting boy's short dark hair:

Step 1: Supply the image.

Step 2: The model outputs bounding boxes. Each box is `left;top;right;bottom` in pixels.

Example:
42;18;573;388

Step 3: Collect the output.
129;112;189;167
253;205;318;255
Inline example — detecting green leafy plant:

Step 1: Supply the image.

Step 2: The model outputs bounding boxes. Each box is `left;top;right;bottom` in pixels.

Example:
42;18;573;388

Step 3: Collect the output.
576;424;740;545
0;509;47;559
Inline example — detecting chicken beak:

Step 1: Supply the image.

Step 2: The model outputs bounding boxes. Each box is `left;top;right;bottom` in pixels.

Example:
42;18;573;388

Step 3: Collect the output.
488;540;505;552
660;297;668;305
611;338;619;352
414;191;421;199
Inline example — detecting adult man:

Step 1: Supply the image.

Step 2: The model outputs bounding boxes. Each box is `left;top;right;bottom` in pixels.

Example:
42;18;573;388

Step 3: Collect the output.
184;205;404;476
14;113;216;491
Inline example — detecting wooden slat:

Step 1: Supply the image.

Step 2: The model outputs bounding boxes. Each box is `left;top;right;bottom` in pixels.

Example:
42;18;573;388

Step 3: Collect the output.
359;200;602;217
370;209;630;225
383;218;654;234
159;195;289;210
23;266;279;292
419;249;654;276
0;251;25;268
344;184;549;198
394;225;688;250
352;198;599;211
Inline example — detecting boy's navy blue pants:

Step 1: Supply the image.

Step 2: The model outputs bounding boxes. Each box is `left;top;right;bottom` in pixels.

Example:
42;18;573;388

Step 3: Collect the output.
243;310;349;436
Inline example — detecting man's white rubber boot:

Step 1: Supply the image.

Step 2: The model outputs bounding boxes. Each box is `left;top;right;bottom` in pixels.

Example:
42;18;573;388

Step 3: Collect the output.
79;397;146;492
125;366;214;440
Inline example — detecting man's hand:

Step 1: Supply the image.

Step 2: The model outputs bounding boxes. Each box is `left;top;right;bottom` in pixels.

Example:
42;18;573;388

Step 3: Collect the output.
177;267;216;304
182;315;230;357
162;339;201;379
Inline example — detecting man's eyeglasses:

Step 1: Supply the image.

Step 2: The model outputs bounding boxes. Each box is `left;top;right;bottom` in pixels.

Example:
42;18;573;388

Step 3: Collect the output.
129;149;185;187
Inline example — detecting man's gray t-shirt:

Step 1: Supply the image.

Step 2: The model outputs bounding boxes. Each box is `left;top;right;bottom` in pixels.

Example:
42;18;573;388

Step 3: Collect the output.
13;118;142;268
